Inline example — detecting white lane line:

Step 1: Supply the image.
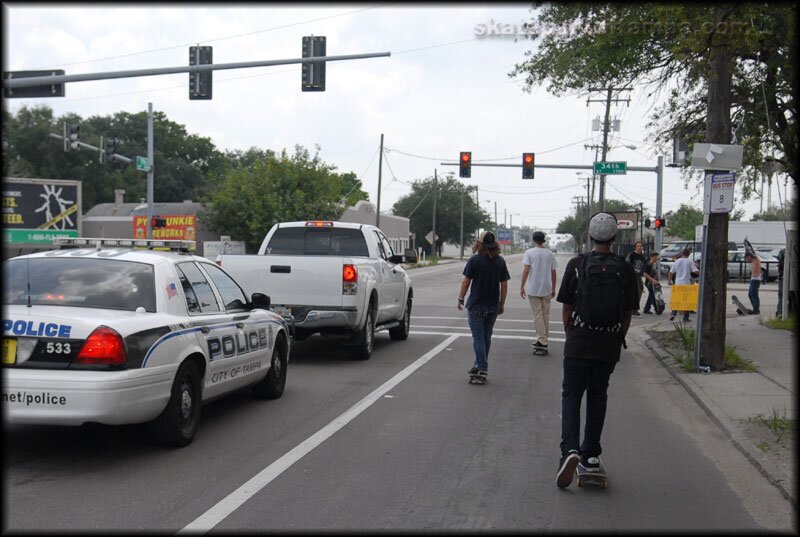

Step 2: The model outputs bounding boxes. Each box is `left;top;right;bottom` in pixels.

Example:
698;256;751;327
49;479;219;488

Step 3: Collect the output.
410;331;565;342
178;334;460;534
414;316;563;325
413;325;565;335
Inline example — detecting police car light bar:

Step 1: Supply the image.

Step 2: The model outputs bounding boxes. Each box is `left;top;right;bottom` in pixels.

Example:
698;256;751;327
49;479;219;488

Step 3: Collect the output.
53;238;196;252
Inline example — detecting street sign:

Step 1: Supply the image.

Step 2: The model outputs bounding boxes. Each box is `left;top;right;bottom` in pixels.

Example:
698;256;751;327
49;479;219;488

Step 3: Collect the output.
594;161;627;175
616;219;635;230
704;171;736;214
425;231;438;244
135;156;151;172
691;143;743;170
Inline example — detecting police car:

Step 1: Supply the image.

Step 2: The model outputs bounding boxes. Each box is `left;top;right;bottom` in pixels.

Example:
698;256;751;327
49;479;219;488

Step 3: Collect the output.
2;238;290;447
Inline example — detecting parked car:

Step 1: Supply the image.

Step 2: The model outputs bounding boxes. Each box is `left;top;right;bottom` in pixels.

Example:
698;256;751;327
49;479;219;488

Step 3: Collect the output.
2;238;290;446
726;250;778;282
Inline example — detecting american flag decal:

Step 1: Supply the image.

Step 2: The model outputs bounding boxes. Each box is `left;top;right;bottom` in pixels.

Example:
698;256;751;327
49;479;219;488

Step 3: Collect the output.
166;283;178;298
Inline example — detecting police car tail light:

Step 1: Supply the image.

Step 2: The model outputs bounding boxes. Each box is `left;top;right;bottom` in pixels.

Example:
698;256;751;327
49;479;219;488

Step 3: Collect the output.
342;263;358;295
75;326;127;366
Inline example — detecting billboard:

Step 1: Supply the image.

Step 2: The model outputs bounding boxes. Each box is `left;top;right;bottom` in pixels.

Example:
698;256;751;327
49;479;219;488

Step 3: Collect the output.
2;178;81;244
133;214;197;240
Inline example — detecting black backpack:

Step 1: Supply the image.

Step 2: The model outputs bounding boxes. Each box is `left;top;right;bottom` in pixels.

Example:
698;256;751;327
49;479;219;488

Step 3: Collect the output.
572;253;627;331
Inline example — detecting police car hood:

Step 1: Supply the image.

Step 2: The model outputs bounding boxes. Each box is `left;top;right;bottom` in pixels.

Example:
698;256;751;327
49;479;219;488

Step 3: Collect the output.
4;304;164;340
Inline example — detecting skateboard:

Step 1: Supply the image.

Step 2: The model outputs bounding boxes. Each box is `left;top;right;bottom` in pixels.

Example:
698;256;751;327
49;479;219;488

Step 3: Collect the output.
532;346;549;356
468;371;487;385
654;283;666;315
731;294;753;315
575;461;607;489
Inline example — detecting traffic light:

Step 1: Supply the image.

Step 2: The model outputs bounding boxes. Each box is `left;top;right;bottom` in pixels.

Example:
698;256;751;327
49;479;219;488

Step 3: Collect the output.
151;216;167;228
64;123;79;151
522;152;535;179
189;46;212;100
654;217;666;229
645;217;651;228
301;36;326;92
106;137;117;158
459;151;472;178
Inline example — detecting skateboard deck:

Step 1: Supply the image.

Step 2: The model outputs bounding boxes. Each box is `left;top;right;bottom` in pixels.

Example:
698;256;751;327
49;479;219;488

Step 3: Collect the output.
576;462;607;489
532;347;549;356
654;284;666;314
731;294;752;315
468;372;487;385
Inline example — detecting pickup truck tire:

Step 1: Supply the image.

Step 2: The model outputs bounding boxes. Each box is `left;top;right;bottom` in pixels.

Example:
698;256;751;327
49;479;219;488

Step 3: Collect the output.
148;359;202;447
349;309;375;360
389;297;412;341
253;335;288;399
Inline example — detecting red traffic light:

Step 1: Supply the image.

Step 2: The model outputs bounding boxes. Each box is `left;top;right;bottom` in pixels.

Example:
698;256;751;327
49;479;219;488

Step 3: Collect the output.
522;152;535;179
654;217;665;229
459;151;472;178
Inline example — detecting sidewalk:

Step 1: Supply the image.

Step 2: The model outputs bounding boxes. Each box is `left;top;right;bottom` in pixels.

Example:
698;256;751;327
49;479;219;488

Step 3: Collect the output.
632;281;797;506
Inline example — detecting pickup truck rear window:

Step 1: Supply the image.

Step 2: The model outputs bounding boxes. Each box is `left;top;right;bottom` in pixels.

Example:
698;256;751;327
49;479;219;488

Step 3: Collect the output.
266;227;369;257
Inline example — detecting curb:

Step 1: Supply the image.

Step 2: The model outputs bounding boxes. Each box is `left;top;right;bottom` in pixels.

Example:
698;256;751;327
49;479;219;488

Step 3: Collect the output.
638;327;796;507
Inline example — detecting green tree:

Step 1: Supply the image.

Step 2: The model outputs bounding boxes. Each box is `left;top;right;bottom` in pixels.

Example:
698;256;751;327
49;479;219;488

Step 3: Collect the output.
391;176;491;257
510;3;797;196
663;204;704;239
202;145;368;252
2;105;227;209
750;198;796;221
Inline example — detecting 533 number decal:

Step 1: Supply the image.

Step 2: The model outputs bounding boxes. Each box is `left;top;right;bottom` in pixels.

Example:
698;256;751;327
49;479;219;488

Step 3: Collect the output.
46;342;72;354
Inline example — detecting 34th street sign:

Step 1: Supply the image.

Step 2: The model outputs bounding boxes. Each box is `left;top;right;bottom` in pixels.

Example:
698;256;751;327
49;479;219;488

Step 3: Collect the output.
594;161;627;175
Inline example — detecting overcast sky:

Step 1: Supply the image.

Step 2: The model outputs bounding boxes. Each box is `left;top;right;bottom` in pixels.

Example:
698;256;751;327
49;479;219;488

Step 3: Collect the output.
4;3;789;231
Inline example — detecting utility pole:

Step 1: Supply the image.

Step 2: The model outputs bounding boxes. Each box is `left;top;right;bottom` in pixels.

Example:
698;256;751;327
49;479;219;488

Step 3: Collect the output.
587;87;631;211
432;169;437;258
146;103;154;239
696;8;733;372
376;133;383;229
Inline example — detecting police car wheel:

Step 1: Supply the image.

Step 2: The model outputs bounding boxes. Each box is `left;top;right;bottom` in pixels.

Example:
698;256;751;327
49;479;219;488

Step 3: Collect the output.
253;335;288;399
149;360;202;447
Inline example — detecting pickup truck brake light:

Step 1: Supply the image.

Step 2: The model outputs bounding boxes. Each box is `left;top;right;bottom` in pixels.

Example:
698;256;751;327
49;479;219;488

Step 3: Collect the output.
306;221;334;227
343;264;358;295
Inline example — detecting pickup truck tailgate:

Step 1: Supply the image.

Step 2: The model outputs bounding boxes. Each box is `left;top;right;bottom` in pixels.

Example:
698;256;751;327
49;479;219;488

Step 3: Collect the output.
265;257;345;308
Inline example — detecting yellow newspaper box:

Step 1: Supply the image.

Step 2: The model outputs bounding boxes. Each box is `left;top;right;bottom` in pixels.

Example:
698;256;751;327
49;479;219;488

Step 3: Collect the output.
669;284;699;312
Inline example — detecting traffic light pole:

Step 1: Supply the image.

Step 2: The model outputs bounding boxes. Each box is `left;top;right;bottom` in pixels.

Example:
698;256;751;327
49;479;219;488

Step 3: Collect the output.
441;157;665;252
3;52;391;90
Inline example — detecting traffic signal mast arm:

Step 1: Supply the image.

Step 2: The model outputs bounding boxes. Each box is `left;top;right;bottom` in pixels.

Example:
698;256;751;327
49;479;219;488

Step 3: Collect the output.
48;133;131;164
4;51;390;90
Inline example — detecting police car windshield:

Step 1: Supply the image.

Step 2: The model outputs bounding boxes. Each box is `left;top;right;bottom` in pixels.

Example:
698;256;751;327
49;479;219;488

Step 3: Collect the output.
2;258;156;312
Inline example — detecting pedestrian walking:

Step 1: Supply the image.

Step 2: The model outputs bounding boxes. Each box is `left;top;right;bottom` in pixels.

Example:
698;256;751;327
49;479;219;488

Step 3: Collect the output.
457;230;510;381
667;248;699;322
642;252;662;314
554;212;639;488
520;230;558;354
744;251;762;314
625;241;646;316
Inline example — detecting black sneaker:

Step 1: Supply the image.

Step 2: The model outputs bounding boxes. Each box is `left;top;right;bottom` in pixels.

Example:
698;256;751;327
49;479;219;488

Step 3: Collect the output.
531;341;548;348
477;370;487;378
556;450;580;488
468;366;479;375
580;455;601;471
643;310;653;314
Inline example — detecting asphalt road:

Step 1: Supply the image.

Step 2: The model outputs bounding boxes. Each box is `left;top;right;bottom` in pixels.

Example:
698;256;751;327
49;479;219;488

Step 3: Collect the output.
3;253;794;532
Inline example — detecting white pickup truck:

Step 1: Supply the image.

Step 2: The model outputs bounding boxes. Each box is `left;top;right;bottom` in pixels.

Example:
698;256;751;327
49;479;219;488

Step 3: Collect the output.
217;220;417;360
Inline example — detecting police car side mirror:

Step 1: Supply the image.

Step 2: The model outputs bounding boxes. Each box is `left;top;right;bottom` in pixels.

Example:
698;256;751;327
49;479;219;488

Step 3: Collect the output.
250;293;271;309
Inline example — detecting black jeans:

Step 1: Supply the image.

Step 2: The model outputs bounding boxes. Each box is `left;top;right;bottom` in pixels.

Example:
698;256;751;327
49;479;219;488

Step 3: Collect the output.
643;282;657;313
560;356;616;459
